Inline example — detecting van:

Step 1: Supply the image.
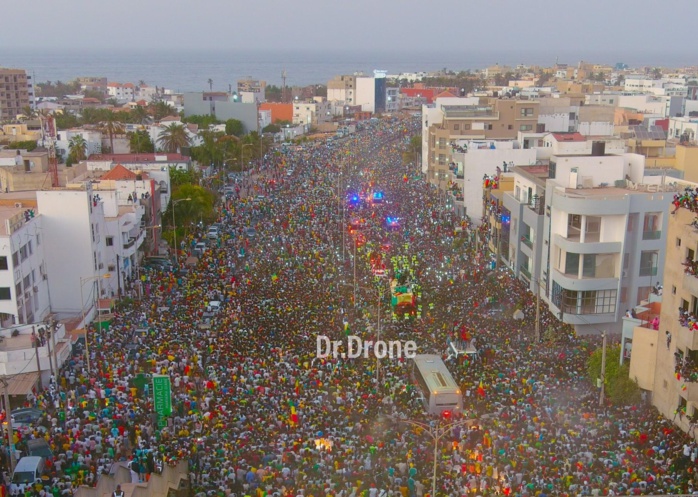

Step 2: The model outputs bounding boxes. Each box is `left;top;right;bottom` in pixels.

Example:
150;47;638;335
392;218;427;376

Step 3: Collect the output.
11;456;44;493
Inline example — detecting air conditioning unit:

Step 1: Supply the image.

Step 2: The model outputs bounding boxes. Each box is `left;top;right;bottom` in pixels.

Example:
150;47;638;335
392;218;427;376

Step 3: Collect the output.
14;202;22;208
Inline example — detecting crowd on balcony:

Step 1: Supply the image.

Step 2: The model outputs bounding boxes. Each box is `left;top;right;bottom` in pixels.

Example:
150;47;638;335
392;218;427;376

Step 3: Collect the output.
450;141;467;154
483;174;499;190
676;353;698;383
671;186;698;214
678;307;698;329
683;257;698;277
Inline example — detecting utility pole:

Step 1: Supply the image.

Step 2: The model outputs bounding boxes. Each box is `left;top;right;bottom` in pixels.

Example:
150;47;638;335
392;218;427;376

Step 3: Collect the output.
33;328;42;391
599;331;607;407
2;380;16;472
535;279;541;342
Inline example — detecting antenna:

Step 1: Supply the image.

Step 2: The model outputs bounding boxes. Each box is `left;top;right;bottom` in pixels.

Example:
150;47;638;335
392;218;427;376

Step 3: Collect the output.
282;69;287;103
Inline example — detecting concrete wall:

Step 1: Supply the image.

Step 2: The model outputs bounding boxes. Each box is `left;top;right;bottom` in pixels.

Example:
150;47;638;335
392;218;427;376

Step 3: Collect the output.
182;93;258;133
75;461;188;497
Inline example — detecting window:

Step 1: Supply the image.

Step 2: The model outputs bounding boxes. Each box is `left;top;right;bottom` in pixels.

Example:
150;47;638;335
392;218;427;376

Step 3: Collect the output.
585;216;601;241
639;251;658;276
673;285;677;295
549;161;556;179
453;124;460;131
0;288;10;300
520;125;533;131
486;124;493;130
565;252;580;275
106;237;114;247
677;237;682;247
0;257;7;270
36;234;40;246
19;245;28;262
688;247;696;263
508;124;513;130
27;241;32;256
562;289;617;315
464;124;471;130
520;107;534;117
642;212;662;240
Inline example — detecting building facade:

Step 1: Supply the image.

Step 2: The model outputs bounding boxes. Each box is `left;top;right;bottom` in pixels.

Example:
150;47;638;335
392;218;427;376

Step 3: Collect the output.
0;68;32;121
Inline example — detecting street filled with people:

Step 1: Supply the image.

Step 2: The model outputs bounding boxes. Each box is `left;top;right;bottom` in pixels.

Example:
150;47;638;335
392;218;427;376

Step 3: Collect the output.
10;115;698;497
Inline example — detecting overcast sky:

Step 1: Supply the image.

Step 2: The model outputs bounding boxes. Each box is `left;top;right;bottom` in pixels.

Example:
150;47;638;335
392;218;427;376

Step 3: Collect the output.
3;0;697;55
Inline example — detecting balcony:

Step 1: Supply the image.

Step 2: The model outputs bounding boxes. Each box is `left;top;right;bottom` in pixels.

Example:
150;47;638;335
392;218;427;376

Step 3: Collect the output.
123;238;136;250
528;195;545;215
521;236;533;249
642;230;661;241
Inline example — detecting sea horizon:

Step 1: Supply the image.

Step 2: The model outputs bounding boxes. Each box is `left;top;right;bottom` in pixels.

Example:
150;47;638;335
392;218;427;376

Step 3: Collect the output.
0;47;695;93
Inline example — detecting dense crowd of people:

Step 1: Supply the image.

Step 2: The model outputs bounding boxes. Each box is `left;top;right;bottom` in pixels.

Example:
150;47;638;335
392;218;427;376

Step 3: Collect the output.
7;115;698;497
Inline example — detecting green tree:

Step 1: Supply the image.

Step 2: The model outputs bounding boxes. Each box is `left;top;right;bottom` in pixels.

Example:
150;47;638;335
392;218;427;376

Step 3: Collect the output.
54;112;80;130
157;123;190;153
129;105;149;125
263;123;281;133
182;114;221;129
163;184;217;245
403;135;422;167
99;111;125;154
68;135;88;163
191;130;225;168
128;130;155;153
149;101;175;121
587;344;641;405
225;118;245;137
170;168;201;187
5;140;38;151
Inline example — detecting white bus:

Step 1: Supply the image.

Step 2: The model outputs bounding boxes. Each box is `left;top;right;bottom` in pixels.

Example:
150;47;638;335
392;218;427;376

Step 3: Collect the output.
412;354;463;415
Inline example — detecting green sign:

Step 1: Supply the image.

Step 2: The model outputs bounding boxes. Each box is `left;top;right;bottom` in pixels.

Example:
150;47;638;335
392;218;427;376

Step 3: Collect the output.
152;375;172;417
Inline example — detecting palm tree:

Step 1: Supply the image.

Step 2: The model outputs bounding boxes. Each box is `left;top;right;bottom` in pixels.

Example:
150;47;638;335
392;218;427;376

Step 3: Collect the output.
99;111;124;153
208;79;213;91
68;135;88;162
157;123;190;153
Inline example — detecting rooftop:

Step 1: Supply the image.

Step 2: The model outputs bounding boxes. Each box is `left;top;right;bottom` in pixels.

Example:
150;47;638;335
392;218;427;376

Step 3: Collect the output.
551;132;585;142
88;153;190;163
100;164;145;181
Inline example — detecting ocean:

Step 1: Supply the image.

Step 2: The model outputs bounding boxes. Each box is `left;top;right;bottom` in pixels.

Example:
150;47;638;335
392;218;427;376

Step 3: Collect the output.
0;48;694;92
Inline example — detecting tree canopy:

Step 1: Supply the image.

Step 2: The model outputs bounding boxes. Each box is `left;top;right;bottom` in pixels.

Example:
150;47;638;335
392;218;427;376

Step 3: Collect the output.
587;344;641;405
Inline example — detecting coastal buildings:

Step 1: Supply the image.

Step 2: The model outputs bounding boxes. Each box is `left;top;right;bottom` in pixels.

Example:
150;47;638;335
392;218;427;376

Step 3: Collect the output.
0;68;33;121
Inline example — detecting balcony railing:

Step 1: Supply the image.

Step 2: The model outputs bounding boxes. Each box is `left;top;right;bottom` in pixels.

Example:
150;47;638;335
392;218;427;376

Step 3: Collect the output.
520;265;531;279
521;235;533;249
642;230;661;240
123;238;136;249
528;195;545;215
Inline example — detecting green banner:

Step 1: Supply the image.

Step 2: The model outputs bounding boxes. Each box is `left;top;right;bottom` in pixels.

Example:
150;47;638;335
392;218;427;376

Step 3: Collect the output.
152;375;172;417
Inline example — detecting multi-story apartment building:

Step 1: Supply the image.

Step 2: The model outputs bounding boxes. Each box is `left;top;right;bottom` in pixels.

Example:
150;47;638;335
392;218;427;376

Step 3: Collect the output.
0;68;32;122
628;201;698;432
37;184;116;316
424;98;540;193
292;99;331;127
107;82;135;102
238;78;266;104
0;206;50;327
527;145;673;335
386;87;400;114
327;75;357;109
77;77;108;93
55;129;103;160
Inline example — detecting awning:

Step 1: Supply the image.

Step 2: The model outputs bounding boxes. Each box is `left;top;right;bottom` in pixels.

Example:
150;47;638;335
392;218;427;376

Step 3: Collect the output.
6;372;39;396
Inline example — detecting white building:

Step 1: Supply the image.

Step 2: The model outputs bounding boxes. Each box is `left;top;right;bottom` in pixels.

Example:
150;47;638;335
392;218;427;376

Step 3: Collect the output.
668;117;698;141
355;76;376;113
107;82;135;102
292;99;331;127
55;129;102;160
503;140;676;335
136;84;158;103
0;207;50;327
85;154;178;211
449;139;536;222
624;76;663;93
37;185;116;317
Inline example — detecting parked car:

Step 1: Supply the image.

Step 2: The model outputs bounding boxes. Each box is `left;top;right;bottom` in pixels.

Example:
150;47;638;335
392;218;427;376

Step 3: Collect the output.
25;439;53;463
10;408;44;428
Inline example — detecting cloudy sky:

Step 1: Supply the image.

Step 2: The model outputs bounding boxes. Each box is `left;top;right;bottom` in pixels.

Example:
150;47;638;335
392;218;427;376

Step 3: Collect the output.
3;0;696;56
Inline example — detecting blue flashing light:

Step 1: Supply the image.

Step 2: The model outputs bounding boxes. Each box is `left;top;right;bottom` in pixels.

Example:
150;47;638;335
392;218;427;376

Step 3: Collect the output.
349;195;359;204
373;191;384;200
501;215;510;224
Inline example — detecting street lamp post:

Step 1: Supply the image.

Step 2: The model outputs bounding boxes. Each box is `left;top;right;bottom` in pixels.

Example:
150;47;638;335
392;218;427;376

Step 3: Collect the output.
241;143;253;176
392;415;473;497
80;273;111;374
171;198;191;260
